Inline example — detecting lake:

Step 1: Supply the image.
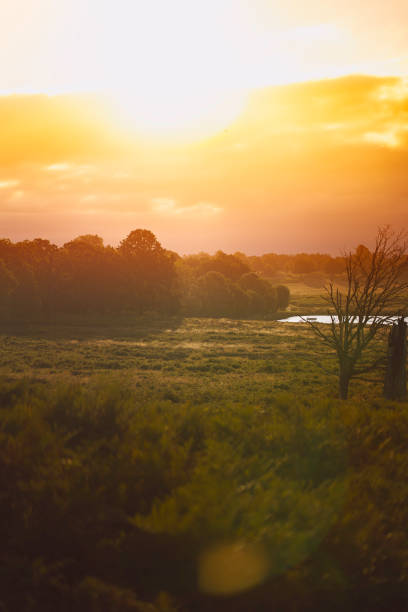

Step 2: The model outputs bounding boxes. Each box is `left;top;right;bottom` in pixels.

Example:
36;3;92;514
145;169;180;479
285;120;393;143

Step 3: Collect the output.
279;315;408;325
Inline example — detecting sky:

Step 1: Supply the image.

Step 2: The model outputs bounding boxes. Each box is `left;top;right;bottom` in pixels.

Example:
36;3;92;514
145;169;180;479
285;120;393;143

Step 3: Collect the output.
0;0;407;254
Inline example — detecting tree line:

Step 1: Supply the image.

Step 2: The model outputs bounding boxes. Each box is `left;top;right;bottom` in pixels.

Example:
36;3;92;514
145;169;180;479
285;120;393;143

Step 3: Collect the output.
176;250;289;317
0;230;178;319
0;230;290;321
234;251;347;277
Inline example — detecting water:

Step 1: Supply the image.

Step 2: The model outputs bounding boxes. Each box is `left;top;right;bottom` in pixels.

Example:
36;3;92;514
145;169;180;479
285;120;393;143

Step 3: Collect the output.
279;315;408;325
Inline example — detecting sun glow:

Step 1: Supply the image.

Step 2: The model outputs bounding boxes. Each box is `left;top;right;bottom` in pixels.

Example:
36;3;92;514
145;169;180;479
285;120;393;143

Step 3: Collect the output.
4;0;408;142
0;0;368;141
109;87;247;141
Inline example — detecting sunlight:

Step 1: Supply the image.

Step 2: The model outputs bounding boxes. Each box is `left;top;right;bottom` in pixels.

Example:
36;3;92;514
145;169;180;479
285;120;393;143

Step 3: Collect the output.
1;0;373;140
9;0;331;141
68;0;254;139
97;5;336;139
109;87;247;140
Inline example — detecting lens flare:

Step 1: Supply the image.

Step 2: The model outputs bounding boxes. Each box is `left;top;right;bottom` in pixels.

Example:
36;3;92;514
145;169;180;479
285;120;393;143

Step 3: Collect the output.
198;542;269;596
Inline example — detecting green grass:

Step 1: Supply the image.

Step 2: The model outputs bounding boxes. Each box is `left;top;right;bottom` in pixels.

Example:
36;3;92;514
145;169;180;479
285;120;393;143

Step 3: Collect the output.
0;316;390;402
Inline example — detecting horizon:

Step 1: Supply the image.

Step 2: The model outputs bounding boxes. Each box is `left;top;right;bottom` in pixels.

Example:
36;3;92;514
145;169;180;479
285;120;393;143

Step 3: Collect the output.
0;221;389;259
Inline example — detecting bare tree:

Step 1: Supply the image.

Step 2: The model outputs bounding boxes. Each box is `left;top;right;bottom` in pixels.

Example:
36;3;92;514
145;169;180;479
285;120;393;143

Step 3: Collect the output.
306;227;408;399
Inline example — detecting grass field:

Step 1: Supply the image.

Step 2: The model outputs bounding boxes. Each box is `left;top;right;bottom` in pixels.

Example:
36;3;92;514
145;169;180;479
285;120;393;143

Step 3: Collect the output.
1;305;407;611
0;312;388;403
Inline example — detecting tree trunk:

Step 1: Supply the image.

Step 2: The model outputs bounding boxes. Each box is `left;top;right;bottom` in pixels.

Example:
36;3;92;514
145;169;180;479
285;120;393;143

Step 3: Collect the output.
384;317;407;401
339;364;351;400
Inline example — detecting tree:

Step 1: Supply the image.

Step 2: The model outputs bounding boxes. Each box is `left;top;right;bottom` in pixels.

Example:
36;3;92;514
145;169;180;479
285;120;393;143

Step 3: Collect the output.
293;254;316;274
306;227;408;399
324;256;346;279
71;234;104;249
197;271;233;316
25;239;59;316
61;238;108;313
276;285;290;310
118;229;179;314
0;259;17;317
239;272;278;315
201;251;250;281
383;317;407;401
118;229;163;258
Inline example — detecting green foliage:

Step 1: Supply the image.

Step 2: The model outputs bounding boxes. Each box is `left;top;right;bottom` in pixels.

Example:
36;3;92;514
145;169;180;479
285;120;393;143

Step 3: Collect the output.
74;577;174;611
276;284;290;309
233;250;347;284
0;369;408;610
0;230;180;321
178;267;285;318
198;250;251;281
0;233;293;321
0;258;17;317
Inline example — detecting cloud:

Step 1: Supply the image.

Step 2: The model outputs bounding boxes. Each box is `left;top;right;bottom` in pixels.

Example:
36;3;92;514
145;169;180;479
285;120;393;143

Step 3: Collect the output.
184;202;221;216
0;94;127;166
238;75;408;147
152;197;221;217
363;131;400;148
0;180;20;189
46;163;71;172
80;194;97;203
0;75;407;171
152;198;177;213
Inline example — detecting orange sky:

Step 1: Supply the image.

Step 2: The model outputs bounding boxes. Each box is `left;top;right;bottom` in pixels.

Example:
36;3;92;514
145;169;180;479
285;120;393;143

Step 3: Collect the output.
0;1;407;253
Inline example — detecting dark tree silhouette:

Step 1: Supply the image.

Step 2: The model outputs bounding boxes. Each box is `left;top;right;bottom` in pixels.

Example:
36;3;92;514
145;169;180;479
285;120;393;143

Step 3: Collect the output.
0;230;293;321
119;229;163;258
384;317;407;401
0;259;17;317
306;227;408;399
119;229;179;314
200;250;250;281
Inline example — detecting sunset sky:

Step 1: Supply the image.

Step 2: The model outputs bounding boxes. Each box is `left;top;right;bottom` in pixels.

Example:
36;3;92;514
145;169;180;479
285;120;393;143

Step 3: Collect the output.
1;0;407;253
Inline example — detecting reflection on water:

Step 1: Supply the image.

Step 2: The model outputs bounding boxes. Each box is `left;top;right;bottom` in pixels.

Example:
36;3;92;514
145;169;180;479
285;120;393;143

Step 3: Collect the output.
279;315;408;325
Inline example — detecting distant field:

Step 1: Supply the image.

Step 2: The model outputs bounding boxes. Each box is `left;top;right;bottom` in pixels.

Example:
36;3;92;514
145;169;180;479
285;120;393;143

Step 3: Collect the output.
284;283;329;314
0;315;388;402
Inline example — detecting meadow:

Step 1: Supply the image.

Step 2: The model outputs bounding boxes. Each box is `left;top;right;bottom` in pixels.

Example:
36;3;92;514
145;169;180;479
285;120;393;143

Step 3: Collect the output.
0;316;334;400
0;291;407;611
0;284;385;402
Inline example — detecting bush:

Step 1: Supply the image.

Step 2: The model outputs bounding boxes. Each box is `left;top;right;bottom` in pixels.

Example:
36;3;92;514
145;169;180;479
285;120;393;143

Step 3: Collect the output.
276;284;290;310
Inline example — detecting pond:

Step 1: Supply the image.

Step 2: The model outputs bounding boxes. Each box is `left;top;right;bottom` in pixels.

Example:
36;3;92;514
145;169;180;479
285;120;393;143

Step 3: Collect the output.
279;315;408;325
